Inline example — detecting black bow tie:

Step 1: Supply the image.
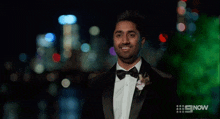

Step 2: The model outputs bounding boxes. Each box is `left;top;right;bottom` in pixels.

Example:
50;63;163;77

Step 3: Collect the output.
116;67;139;80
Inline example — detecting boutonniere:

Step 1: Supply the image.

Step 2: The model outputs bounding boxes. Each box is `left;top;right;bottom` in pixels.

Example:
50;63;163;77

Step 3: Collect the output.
136;72;152;95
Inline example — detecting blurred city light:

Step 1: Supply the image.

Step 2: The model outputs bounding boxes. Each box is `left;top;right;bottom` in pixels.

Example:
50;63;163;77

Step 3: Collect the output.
46;73;56;82
177;23;186;32
89;26;100;36
192;8;199;13
191;12;199;21
34;63;45;74
3;102;19;119
0;84;8;93
19;53;27;62
48;83;58;96
159;33;168;42
178;0;186;8
10;73;18;82
177;6;186;15
4;62;12;70
52;53;61;63
109;47;116;56
61;78;71;88
23;73;31;82
188;22;196;32
59;97;79;119
88;52;97;61
81;43;91;52
37;47;45;56
58;15;66;25
37;34;54;48
45;33;56;42
38;100;47;111
63;50;72;58
58;15;77;25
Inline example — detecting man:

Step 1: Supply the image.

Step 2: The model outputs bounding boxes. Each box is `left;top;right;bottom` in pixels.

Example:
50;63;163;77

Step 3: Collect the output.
81;10;179;119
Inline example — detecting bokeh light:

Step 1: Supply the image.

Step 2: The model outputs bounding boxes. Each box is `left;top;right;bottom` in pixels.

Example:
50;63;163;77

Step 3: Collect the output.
177;6;186;15
65;15;77;24
37;34;53;48
109;47;116;56
45;33;55;42
38;100;47;111
58;15;77;25
52;53;61;62
177;23;186;32
10;73;18;82
4;62;12;70
19;53;27;62
89;26;100;36
178;1;186;8
88;52;97;61
159;34;168;42
63;50;72;58
0;84;8;93
188;22;196;32
23;73;31;82
81;43;91;52
48;83;57;96
37;47;45;56
46;73;56;82
61;78;71;88
34;63;44;74
58;15;66;25
191;12;199;21
192;8;199;13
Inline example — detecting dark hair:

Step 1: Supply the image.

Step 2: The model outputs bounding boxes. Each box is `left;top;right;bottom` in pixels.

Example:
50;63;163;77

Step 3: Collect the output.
116;10;147;38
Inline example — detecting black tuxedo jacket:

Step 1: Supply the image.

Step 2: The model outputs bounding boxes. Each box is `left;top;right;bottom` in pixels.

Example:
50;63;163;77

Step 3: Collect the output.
81;58;180;119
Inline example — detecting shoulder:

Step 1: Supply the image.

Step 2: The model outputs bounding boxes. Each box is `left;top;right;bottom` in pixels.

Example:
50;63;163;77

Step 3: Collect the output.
151;67;173;79
150;67;177;88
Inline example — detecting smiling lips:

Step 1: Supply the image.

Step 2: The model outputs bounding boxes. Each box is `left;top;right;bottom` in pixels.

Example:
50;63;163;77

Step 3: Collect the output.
121;46;131;51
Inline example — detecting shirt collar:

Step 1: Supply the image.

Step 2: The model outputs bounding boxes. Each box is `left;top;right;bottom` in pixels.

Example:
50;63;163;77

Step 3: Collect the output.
116;58;142;72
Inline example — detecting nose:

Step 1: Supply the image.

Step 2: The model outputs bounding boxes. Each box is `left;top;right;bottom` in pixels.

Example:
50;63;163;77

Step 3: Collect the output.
122;35;130;44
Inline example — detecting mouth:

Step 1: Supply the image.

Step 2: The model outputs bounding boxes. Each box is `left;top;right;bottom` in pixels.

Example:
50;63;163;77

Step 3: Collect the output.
120;46;131;51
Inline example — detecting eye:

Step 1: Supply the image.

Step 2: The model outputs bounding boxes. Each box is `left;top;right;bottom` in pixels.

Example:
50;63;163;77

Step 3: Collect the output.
129;33;136;37
115;34;122;37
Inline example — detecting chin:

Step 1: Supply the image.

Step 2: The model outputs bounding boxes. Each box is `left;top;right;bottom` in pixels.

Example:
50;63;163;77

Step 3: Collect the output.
119;55;138;64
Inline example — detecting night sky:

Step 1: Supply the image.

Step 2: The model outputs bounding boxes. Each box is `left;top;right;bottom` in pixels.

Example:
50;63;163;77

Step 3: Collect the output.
0;0;218;64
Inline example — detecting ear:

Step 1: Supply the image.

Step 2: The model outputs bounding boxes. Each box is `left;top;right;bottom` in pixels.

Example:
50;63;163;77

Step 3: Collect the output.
141;37;146;47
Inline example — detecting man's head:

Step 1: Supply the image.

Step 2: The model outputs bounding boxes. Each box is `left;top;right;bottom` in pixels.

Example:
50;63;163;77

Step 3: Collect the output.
113;10;146;64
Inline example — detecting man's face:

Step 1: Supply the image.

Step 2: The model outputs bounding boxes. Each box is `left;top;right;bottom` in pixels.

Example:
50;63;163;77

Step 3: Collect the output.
113;21;145;64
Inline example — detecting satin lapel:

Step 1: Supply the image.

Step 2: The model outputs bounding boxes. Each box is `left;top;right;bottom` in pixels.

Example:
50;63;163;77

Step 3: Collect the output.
102;64;116;119
129;58;152;119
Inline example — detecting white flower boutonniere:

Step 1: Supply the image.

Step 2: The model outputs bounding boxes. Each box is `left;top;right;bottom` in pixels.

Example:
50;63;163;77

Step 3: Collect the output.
136;72;152;95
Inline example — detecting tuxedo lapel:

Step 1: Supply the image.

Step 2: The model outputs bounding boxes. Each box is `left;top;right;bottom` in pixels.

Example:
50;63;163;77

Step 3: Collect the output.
102;64;116;119
129;58;152;119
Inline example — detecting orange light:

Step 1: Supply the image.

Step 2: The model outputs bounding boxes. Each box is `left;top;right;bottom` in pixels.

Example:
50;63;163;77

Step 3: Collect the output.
52;53;61;62
159;34;168;42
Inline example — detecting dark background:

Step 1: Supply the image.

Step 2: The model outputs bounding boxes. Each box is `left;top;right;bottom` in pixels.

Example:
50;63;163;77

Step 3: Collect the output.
0;0;218;118
0;0;217;63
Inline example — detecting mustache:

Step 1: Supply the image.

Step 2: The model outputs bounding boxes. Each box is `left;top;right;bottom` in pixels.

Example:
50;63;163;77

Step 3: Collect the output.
119;44;131;47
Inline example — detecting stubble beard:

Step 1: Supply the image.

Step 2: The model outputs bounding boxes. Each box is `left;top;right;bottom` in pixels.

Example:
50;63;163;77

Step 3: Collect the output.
115;47;140;64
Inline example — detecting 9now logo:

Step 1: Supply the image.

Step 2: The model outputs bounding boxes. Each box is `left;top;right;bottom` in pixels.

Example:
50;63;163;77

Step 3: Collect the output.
176;105;209;113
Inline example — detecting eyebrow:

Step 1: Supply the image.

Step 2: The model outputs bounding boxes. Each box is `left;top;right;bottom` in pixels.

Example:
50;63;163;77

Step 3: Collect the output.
114;30;137;34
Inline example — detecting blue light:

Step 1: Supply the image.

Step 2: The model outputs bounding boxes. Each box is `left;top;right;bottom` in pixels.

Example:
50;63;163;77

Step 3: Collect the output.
65;15;77;24
45;33;55;42
81;43;91;52
58;15;66;25
58;15;77;25
19;53;27;62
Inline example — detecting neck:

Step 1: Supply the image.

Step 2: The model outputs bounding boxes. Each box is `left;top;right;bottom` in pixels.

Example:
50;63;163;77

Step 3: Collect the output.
118;57;141;70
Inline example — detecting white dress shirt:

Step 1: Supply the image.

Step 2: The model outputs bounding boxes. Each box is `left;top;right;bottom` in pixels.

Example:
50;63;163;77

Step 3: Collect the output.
113;59;142;119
